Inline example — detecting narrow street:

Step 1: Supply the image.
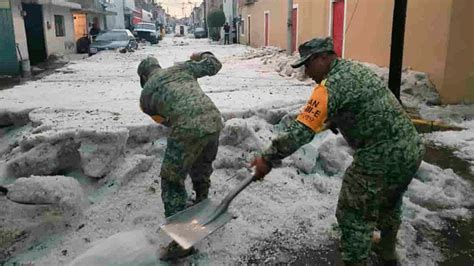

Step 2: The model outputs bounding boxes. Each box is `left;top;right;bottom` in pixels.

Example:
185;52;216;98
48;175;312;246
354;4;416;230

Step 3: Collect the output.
1;37;473;265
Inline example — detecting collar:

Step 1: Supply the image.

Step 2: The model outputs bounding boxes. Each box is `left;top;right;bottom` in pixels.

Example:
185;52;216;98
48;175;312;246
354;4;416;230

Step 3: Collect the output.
329;58;341;74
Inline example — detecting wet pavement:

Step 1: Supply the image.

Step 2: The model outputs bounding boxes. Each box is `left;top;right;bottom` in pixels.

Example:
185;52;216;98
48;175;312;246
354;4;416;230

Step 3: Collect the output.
423;142;474;265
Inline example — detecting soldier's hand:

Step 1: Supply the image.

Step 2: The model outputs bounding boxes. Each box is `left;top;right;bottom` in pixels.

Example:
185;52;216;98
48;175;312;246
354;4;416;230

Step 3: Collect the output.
250;157;272;181
190;52;201;61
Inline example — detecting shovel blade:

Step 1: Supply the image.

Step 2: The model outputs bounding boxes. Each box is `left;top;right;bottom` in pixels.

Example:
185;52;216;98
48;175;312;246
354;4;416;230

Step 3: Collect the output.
160;198;233;249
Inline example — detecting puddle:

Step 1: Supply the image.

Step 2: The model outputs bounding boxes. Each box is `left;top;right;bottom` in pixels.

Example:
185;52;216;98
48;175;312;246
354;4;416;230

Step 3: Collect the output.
423;142;474;182
437;218;474;265
423;142;474;265
291;242;344;265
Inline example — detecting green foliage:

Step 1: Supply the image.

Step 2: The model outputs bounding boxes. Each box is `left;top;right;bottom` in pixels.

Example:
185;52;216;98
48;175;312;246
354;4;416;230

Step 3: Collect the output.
209;28;221;41
207;9;225;28
207;9;225;41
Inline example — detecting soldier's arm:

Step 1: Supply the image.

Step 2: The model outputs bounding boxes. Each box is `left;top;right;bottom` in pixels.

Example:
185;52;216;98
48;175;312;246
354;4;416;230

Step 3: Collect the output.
262;81;332;166
262;120;315;166
185;52;222;78
140;89;168;125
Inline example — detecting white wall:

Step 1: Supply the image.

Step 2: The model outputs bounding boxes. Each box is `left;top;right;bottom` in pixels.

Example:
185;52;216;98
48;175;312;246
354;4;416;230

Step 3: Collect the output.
223;0;233;24
10;0;29;60
142;8;152;22
124;0;134;10
106;0;125;29
42;5;75;56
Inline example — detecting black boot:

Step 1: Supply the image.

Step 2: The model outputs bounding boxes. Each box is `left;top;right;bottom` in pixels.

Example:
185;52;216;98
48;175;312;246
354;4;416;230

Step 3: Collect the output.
342;260;367;266
381;259;400;266
159;241;196;261
193;185;209;203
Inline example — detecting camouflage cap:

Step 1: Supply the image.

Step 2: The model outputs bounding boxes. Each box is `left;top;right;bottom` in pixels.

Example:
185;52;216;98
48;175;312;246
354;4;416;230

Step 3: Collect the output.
291;37;334;68
137;56;160;76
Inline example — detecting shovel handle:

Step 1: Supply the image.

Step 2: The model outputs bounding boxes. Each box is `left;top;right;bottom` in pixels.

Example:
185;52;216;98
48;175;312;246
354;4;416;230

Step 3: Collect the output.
221;174;256;209
201;174;256;225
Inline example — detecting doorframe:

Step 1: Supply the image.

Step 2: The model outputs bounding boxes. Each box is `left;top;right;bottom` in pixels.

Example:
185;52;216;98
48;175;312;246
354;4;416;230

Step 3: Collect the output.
247;14;251;46
292;3;298;52
22;3;48;64
263;10;270;46
328;0;347;58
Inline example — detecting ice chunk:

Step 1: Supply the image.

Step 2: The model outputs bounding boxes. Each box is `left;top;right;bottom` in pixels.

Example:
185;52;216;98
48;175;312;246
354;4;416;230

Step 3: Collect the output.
68;229;158;266
6;175;85;211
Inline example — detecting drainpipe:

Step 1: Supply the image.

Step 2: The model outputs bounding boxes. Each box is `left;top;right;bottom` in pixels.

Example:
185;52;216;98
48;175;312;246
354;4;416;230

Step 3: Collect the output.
287;0;293;55
203;0;208;37
388;0;408;103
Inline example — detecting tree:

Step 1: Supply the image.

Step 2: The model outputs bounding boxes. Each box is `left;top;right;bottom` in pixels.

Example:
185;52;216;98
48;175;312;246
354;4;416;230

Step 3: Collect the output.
207;9;225;41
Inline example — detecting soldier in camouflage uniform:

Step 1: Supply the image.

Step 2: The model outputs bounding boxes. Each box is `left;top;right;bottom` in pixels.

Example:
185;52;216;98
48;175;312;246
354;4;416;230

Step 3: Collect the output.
137;52;223;260
251;37;424;266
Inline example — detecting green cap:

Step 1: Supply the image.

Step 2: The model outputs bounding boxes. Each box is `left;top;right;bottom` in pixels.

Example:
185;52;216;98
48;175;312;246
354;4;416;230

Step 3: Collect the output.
137;56;160;76
291;37;334;68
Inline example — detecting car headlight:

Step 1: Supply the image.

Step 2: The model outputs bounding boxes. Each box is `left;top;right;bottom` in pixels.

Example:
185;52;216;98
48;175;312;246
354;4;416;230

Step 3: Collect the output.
150;32;156;36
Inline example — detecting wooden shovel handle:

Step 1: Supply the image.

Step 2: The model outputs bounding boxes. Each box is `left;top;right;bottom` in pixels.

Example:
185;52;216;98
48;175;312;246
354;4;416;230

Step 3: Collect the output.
201;174;256;225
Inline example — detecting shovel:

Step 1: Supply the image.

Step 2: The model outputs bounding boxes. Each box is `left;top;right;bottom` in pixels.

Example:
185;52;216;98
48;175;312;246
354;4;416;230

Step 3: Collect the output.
160;173;256;249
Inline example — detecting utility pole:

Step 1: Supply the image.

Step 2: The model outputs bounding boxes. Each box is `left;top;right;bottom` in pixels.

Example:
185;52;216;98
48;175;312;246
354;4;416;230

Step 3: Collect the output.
287;0;293;55
203;0;208;35
388;0;408;103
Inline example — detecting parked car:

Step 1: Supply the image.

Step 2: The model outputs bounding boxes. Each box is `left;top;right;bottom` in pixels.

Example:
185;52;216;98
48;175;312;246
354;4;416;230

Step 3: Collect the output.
194;27;207;39
89;29;138;56
133;23;159;44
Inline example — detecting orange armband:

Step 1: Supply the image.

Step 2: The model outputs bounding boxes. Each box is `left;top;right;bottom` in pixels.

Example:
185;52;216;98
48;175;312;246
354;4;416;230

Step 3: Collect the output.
296;80;329;133
140;106;165;124
150;115;165;124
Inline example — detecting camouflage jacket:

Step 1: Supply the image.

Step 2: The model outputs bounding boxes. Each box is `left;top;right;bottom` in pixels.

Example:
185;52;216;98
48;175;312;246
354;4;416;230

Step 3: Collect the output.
140;53;223;138
263;59;424;172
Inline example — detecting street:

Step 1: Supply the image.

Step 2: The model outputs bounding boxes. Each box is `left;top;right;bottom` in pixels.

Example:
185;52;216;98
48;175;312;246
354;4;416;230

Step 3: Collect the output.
1;36;473;265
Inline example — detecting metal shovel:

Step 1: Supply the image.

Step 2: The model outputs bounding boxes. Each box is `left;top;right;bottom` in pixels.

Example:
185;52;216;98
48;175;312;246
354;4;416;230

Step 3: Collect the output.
160;173;256;249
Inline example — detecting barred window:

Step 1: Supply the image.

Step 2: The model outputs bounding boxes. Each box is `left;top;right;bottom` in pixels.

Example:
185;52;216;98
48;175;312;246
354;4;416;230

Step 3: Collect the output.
55;15;65;37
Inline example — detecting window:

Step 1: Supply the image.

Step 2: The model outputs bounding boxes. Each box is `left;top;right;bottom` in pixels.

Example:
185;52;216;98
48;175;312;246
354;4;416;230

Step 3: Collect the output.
55;15;65;37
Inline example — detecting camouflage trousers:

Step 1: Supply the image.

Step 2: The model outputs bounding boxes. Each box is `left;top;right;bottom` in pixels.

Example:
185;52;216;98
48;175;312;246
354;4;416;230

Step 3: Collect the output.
160;132;220;218
336;152;423;263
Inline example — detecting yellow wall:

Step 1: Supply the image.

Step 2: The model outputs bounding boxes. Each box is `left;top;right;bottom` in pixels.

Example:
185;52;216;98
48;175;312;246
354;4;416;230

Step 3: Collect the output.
443;0;474;103
240;0;287;48
239;0;473;104
294;0;329;47
344;0;394;66
345;0;455;103
240;0;330;51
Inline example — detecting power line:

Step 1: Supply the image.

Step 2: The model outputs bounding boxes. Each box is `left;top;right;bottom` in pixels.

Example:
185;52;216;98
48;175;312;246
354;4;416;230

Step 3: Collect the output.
345;0;359;34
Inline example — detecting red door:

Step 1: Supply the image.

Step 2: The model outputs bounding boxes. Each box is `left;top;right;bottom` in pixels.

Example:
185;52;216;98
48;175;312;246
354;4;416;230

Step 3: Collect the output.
291;7;297;52
332;0;344;57
264;13;269;46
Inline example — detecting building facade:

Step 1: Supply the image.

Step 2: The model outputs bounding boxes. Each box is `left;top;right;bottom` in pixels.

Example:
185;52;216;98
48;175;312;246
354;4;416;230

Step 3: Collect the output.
10;0;81;66
106;0;125;29
239;0;474;104
0;0;20;75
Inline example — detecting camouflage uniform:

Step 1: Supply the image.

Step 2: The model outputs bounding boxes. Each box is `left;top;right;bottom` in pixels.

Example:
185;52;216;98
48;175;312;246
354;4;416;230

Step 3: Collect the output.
262;38;424;263
138;53;223;217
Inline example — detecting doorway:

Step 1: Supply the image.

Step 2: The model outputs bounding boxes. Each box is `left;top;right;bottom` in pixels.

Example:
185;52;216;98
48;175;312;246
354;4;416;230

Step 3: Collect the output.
22;3;47;65
332;0;344;57
73;12;87;41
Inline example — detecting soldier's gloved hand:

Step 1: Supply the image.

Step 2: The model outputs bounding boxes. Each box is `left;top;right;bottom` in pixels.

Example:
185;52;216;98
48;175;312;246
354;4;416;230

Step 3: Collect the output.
250;157;272;181
190;52;202;61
